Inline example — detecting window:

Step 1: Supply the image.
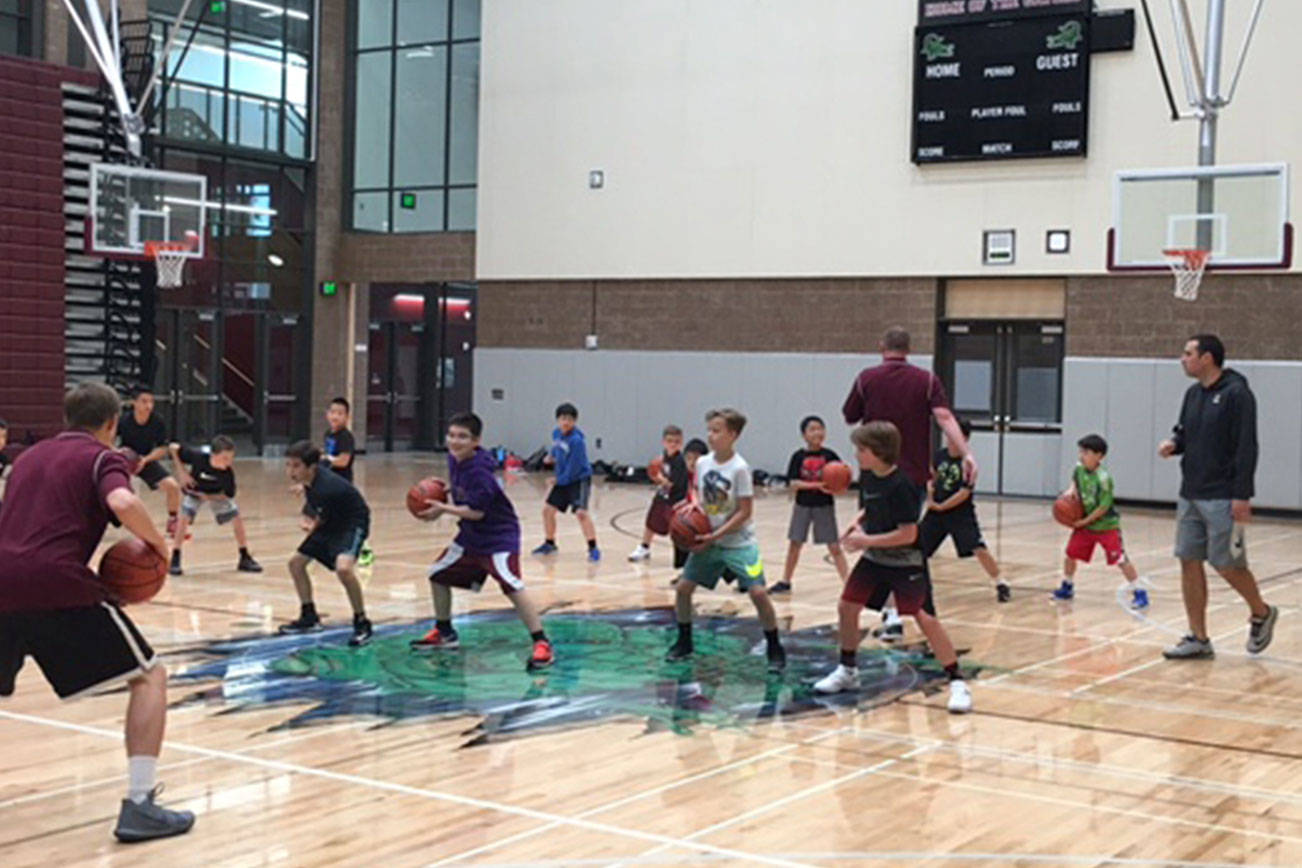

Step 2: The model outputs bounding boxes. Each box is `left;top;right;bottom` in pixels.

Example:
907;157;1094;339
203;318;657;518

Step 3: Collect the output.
348;0;480;233
0;0;35;57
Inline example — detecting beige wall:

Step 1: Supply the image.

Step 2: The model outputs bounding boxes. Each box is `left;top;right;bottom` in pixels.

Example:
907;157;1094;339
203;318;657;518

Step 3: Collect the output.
477;0;1301;280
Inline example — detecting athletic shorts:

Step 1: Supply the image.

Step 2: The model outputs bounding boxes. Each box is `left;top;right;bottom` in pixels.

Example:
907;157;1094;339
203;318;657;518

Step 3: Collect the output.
645;496;680;536
546;478;592;513
1066;527;1126;566
920;507;986;558
842;558;935;616
0;603;157;699
181;493;239;524
682;543;766;591
138;461;172;490
429;542;525;594
1174;497;1247;569
298;523;369;570
788;504;839;545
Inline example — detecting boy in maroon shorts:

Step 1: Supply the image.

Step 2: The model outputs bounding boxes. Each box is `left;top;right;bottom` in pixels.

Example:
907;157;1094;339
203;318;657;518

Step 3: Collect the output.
628;424;690;565
1053;434;1149;609
812;421;971;714
0;383;194;842
410;412;554;671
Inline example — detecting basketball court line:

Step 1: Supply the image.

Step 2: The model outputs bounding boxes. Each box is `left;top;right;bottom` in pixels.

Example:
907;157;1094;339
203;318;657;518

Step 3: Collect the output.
468;854;1273;867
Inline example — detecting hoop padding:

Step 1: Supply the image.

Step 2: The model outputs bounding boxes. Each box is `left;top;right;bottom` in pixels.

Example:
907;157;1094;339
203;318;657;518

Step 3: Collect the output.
1163;248;1210;302
145;241;191;288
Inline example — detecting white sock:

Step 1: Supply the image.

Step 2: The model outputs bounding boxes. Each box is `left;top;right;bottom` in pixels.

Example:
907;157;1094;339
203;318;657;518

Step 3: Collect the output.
127;755;157;804
883;607;901;626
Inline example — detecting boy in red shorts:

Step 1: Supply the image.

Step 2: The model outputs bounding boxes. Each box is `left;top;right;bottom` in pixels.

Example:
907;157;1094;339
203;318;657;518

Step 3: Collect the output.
628;424;689;565
1053;434;1149;609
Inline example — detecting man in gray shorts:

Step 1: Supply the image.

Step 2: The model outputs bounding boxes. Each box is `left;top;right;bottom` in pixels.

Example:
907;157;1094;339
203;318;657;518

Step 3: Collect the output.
1158;334;1278;659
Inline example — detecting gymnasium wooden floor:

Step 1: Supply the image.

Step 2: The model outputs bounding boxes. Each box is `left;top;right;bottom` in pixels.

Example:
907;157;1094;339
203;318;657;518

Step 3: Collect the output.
3;453;1302;866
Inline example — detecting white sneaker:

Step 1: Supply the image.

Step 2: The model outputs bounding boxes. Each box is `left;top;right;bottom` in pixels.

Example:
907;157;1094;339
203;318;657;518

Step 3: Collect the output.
628;545;651;562
814;664;859;694
947;680;972;714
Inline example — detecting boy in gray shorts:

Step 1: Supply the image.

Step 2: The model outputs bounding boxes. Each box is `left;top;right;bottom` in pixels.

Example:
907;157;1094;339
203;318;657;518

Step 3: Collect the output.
775;415;850;594
169;435;262;576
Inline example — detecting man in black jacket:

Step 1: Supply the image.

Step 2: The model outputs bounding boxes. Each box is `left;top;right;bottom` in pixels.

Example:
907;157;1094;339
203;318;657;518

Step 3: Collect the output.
1158;334;1278;659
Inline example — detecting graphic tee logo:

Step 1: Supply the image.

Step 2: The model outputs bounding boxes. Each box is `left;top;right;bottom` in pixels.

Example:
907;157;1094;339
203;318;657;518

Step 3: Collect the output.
921;33;956;62
1046;21;1084;50
701;469;732;516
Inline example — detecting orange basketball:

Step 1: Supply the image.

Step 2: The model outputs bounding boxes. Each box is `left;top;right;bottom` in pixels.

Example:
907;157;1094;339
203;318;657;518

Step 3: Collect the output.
647;456;664;482
406;477;449;517
99;538;167;605
1053;490;1084;527
820;461;853;494
669;503;712;551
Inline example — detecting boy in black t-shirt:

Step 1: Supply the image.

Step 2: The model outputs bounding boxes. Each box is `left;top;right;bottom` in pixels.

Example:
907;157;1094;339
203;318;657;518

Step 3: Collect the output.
814;421;971;713
919;417;1008;602
776;415;850;594
118;387;183;536
628;425;691;566
319;397;375;566
168;435;262;576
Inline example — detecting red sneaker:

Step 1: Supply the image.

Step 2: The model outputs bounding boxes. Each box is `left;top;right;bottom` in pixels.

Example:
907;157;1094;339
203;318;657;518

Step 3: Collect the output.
527;639;555;671
409;628;459;651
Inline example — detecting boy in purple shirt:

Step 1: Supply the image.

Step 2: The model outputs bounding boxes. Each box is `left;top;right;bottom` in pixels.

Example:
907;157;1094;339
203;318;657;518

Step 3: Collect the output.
410;412;554;671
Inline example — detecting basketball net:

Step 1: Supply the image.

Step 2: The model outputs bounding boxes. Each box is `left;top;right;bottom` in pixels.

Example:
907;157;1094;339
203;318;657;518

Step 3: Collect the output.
1162;248;1210;302
144;241;191;289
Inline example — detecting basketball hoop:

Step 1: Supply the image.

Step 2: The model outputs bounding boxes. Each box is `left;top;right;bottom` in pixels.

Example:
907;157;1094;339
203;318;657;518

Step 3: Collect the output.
1162;248;1210;302
144;240;192;288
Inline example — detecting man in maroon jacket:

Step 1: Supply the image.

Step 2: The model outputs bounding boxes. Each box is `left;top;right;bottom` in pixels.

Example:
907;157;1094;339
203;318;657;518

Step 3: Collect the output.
842;326;978;639
0;383;194;843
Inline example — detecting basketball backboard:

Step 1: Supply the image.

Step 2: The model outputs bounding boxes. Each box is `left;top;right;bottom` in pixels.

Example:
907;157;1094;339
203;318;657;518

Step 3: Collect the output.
88;163;207;259
1108;162;1291;270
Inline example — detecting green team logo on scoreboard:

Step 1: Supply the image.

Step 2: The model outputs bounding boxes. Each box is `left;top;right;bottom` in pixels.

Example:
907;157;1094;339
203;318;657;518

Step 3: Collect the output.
1046;20;1084;50
921;33;956;62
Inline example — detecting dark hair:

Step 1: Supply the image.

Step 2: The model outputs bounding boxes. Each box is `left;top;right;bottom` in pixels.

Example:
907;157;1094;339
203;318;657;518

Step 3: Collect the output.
555;402;578;419
662;424;683;437
1189;333;1225;367
706;407;747;435
131;384;154;399
330;396;351;413
882;326;910;353
684;438;708;456
957;417;972;439
1077;433;1108;455
287;439;321;465
449;411;483;438
64;383;122;430
851;420;900;465
800;415;825;433
210;434;236;454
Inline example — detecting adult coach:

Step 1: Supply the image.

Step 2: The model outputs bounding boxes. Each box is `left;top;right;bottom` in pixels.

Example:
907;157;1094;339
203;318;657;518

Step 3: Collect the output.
1158;334;1278;659
842;326;977;638
119;386;183;535
0;383;194;842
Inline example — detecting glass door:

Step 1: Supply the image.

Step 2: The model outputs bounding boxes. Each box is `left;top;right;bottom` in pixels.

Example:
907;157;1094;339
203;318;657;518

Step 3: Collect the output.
259;313;301;447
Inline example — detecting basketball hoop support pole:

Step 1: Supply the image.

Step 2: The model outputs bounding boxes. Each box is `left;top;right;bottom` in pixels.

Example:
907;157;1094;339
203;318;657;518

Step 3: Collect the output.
1196;0;1228;251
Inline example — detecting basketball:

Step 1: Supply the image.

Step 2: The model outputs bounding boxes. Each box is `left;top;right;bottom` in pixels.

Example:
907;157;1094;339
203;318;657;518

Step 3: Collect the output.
406;477;449;517
669;503;712;551
647;456;664;482
820;461;853;494
99;538;167;605
1053;490;1084;527
118;447;140;473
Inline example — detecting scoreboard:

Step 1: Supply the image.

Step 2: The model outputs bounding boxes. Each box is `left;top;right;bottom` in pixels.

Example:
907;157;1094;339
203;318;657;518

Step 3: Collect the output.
912;7;1091;164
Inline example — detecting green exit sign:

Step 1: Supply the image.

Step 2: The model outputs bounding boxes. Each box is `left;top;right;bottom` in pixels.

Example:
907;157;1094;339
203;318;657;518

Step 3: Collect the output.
210;1;227;12
400;192;417;209
320;281;338;297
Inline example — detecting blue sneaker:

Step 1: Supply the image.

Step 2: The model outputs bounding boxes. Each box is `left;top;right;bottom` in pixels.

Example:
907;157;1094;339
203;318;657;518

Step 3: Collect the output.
587;547;602;562
1051;580;1074;601
531;542;558;555
1130;588;1150;610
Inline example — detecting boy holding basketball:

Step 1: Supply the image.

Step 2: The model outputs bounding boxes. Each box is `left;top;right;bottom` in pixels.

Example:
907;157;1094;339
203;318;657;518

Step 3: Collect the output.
533;403;600;561
279;441;373;646
814;421;971;713
168;435;262;576
0;383;194;842
920;417;1009;602
1053;434;1148;609
777;415;850;594
628;424;690;566
666;408;786;671
411;412;554;671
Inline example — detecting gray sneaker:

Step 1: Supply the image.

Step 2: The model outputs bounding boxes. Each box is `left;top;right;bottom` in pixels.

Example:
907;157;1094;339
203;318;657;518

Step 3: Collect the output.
1162;634;1215;660
113;787;195;843
1247;604;1279;655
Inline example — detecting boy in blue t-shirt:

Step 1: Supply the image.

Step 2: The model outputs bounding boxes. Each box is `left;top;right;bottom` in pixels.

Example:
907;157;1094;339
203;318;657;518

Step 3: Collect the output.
532;403;601;561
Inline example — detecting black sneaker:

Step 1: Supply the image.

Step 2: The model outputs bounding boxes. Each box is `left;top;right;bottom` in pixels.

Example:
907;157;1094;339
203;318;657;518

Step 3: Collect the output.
349;616;373;647
113;786;195;843
169;551;182;577
278;613;323;634
874;622;904;642
769;581;792;595
766;643;787;672
238;553;263;573
665;640;694;662
996;582;1012;603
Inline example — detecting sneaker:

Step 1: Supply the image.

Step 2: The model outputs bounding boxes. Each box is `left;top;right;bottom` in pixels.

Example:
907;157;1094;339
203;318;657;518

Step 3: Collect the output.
665;639;694;662
1162;634;1215;659
875;622;904;643
410;627;459;650
531;542;558;556
348;616;373;648
1247;604;1279;655
526;638;555;671
278;613;323;634
628;545;651;562
813;664;859;694
769;581;792;595
113;786;195;843
996;582;1011;603
237;553;263;573
1130;587;1150;610
357;545;375;567
169;551;182;577
766;643;787;672
947;680;973;714
1051;580;1074;601
587;547;602;563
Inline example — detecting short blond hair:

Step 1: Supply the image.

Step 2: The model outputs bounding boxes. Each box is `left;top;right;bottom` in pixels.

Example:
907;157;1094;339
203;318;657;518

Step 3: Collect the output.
705;408;747;435
851;421;900;465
